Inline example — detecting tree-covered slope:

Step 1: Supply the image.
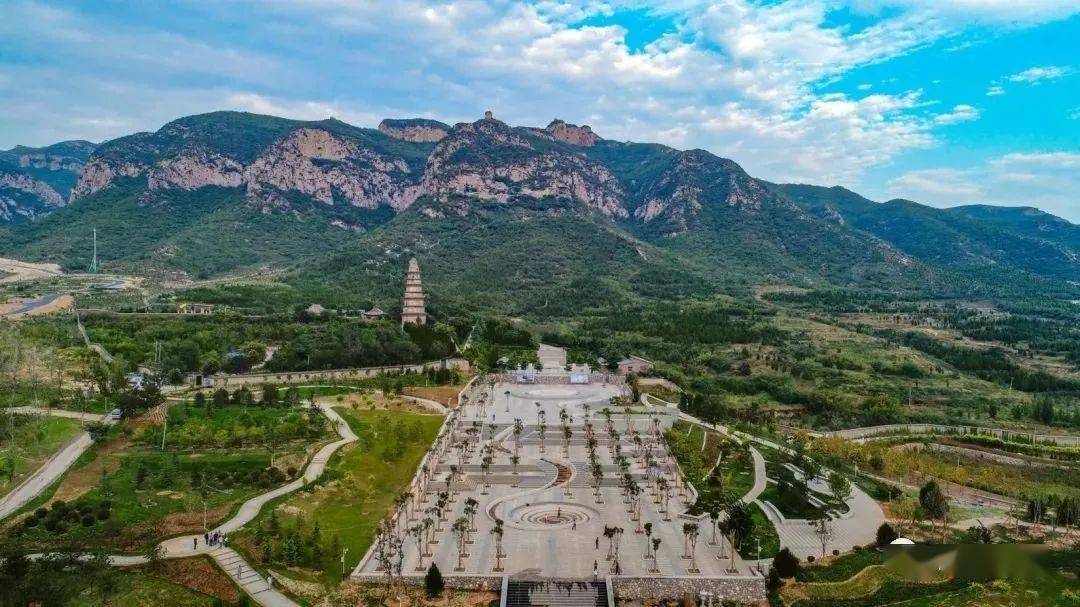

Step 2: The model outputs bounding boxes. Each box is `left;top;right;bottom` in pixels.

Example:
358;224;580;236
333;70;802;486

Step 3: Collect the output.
289;196;715;318
775;183;1079;282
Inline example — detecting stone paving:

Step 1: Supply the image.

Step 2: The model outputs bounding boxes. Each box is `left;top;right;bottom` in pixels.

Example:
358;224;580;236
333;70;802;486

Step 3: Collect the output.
355;377;754;580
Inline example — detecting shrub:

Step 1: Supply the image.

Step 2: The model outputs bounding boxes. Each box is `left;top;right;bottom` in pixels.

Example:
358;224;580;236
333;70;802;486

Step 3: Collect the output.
34;508;47;519
807;555;815;563
81;515;95;527
287;466;298;478
424;563;444;597
773;548;800;578
97;508;111;521
876;523;898;547
51;500;67;512
24;517;38;528
832;549;840;556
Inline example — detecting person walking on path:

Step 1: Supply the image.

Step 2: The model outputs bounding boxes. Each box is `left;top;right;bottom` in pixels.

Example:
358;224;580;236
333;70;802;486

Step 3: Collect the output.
595;537;599;550
193;537;198;550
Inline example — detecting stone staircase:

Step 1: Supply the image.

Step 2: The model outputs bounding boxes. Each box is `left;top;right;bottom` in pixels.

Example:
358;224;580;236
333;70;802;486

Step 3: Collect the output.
210;547;297;607
503;579;608;607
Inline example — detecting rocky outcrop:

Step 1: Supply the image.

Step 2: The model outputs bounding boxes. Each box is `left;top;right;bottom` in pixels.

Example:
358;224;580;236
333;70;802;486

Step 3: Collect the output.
544;119;600;146
0;172;63;207
147;150;244;190
422;117;626;217
244;128;423;210
72;158;146;200
379;118;450;143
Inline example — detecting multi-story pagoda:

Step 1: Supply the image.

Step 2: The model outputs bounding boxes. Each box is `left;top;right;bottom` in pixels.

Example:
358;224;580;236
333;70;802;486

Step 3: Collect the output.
400;257;427;326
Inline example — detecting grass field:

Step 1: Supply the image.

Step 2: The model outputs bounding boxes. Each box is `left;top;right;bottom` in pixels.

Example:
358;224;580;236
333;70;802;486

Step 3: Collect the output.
245;406;443;584
0;414;83;495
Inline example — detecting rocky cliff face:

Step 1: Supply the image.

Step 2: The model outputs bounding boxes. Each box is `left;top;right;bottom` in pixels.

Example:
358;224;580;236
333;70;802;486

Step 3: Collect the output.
422;116;626;217
379;118;450;143
245;128;422;209
544;119;599;146
0;141;95;222
61;111;805;231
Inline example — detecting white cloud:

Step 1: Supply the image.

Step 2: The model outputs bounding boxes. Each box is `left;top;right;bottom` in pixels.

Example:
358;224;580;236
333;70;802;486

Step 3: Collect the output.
986;85;1005;96
0;0;1076;198
887;152;1080;221
933;104;980;124
1007;65;1073;84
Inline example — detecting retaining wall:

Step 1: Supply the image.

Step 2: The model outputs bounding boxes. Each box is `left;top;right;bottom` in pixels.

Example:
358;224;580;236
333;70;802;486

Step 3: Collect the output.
209;358;470;388
612;575;766;603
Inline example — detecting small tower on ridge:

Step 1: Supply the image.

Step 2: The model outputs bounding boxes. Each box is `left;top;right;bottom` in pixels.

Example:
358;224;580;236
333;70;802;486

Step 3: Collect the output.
401;257;427;326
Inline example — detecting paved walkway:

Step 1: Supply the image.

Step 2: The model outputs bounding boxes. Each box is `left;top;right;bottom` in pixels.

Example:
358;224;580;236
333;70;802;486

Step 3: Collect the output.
28;401;358;607
0;408;110;521
673;410;885;560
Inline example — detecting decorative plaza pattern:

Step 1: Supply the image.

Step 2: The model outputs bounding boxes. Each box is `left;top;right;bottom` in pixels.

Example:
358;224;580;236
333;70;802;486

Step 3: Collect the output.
354;352;767;602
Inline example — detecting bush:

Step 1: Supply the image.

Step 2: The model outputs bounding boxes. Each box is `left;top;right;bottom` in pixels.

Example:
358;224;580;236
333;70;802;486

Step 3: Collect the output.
81;515;95;527
832;549;840;556
876;523;898;547
34;508;47;519
774;548;800;578
807;555;815;563
23;517;38;528
97;508;111;521
424;563;444;597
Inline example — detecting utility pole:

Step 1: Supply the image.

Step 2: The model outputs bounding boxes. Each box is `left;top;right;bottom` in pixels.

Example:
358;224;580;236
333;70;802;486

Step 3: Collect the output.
89;228;99;274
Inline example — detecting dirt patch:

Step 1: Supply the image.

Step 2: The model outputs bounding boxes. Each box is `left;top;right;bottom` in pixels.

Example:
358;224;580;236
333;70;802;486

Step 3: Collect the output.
158;503;233;536
404;385;466;407
51;435;132;503
129;402;169;429
137;556;240;603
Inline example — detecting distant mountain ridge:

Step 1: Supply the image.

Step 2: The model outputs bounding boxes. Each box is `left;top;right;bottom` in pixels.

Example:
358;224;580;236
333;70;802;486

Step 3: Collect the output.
775;184;1079;281
0;140;95;222
1;110;1075;310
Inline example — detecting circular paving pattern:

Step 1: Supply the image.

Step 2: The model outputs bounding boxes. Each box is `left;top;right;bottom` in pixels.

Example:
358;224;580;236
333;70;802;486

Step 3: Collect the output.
507;502;597;530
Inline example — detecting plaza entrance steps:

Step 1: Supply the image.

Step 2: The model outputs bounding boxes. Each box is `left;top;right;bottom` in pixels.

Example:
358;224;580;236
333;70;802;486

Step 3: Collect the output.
503;578;609;607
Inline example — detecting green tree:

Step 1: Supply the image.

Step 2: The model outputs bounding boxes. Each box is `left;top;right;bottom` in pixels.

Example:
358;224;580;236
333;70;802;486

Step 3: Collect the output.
424;562;444;597
919;481;949;539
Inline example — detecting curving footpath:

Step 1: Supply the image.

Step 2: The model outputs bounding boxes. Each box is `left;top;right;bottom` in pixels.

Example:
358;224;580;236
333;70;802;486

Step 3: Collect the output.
671;409;885;559
27;401;357;607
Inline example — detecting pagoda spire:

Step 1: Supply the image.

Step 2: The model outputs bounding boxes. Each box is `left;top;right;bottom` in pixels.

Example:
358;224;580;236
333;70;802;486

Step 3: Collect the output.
401;257;427;326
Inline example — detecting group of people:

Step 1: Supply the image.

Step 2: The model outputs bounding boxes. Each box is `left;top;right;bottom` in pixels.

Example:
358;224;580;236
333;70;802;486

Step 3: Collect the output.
198;530;228;549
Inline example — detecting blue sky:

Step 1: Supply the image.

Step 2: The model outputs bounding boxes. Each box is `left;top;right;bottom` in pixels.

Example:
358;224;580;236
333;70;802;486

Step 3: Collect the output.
1;1;1077;220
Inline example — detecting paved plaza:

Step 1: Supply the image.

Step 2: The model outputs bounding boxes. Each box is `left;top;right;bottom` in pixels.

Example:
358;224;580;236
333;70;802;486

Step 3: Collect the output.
355;374;753;580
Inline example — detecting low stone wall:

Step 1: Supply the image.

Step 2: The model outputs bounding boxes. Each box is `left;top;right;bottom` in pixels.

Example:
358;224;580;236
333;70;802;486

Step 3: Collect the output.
612;575;766;604
353;573;503;591
208;358;470;388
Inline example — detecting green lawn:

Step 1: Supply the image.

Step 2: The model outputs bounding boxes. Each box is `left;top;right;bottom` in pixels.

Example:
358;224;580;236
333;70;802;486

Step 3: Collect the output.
0;414;84;495
797;548;889;582
739;501;780;560
244;407;443;584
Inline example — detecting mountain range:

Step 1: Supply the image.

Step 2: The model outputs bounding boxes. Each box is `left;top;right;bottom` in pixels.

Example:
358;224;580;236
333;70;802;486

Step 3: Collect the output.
1;111;1076;315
